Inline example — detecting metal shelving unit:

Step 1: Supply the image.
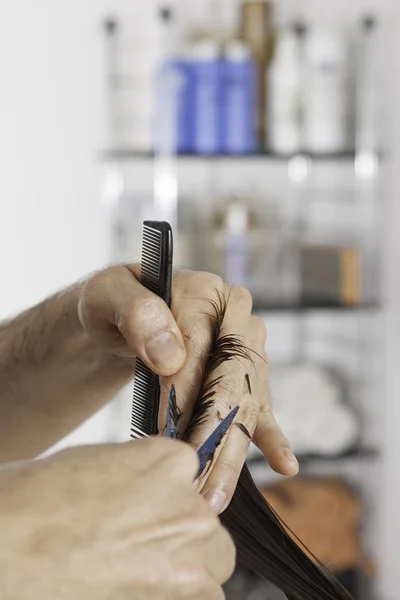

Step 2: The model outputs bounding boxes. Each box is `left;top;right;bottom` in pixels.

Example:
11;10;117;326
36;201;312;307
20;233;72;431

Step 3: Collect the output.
103;149;359;161
100;6;385;600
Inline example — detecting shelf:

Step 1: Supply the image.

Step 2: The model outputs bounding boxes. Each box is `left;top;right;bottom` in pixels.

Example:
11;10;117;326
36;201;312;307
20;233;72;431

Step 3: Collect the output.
247;447;380;467
252;301;380;313
102;148;358;162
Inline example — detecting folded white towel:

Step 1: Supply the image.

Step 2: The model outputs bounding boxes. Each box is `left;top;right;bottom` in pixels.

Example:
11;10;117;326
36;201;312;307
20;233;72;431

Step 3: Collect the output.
269;363;359;456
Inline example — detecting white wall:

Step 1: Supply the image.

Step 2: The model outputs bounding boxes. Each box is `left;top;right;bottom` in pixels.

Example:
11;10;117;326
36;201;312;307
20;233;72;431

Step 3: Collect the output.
0;0;131;318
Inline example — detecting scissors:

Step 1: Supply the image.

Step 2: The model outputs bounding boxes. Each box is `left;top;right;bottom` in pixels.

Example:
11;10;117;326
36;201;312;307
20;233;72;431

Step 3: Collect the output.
164;385;239;481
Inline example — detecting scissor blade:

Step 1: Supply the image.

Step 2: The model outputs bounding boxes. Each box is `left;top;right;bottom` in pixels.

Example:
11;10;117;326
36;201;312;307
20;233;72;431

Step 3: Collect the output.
164;385;180;440
195;405;239;480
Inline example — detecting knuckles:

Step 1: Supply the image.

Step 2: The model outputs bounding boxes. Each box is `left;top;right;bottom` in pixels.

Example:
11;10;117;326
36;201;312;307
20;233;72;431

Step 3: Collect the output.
78;268;120;325
173;270;224;298
160;438;200;474
134;438;200;486
229;285;253;313
248;314;268;347
117;295;166;334
238;401;259;435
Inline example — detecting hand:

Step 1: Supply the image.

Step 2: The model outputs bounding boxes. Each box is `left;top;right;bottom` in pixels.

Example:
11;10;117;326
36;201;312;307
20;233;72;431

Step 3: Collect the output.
79;266;298;514
0;438;235;600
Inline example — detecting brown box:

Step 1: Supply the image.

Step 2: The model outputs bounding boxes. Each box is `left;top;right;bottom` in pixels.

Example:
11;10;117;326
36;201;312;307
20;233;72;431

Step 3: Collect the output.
300;245;360;306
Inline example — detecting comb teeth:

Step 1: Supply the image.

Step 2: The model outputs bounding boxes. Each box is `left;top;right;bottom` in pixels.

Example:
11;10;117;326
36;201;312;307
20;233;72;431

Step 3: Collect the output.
132;221;173;439
141;225;162;295
131;358;160;439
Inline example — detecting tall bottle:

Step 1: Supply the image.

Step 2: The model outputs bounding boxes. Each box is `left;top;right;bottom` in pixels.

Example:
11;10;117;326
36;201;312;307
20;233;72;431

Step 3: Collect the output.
191;38;223;154
221;40;257;154
223;196;250;288
303;29;350;154
355;16;379;305
241;0;273;147
356;15;378;160
154;6;190;155
267;24;306;154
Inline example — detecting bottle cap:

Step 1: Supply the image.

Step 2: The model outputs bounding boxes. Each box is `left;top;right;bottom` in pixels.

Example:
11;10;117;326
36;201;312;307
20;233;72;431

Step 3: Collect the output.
305;29;346;65
225;199;249;235
192;38;220;60
104;18;118;36
292;22;307;38
362;15;377;31
274;27;300;63
159;6;173;23
225;40;251;61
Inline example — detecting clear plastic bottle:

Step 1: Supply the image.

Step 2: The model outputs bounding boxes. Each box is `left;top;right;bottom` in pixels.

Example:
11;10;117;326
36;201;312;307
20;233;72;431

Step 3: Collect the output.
267;24;306;154
223;196;250;288
303;29;350;154
355;15;379;168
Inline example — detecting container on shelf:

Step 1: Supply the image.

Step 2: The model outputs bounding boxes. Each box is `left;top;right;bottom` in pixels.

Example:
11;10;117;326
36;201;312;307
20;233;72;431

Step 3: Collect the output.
191;38;223;154
240;0;273;146
300;243;361;307
267;23;306;154
200;191;285;306
356;15;379;165
221;40;257;155
111;190;200;271
303;29;351;154
155;59;195;153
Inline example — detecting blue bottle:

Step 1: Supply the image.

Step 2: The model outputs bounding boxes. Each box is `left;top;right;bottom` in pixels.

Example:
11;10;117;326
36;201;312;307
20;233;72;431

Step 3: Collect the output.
191;39;223;155
221;41;257;154
155;60;195;154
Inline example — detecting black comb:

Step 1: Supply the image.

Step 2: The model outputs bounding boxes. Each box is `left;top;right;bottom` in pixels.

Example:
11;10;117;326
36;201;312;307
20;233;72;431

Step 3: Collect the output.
131;221;173;440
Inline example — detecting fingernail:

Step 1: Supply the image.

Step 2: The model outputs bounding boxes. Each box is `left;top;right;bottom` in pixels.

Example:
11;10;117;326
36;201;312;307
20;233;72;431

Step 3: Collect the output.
283;448;299;473
146;331;184;369
204;489;227;515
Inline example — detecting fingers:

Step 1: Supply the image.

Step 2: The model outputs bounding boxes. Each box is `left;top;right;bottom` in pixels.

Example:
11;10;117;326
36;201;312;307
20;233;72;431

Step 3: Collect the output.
78;265;186;376
80;265;298;510
187;290;298;512
198;521;236;586
158;270;225;432
122;437;200;488
171;501;236;589
200;412;252;514
188;287;259;510
150;438;201;486
253;408;299;477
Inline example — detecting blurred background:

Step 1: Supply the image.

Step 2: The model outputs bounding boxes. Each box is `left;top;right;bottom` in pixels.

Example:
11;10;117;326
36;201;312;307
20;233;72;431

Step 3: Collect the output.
0;0;399;599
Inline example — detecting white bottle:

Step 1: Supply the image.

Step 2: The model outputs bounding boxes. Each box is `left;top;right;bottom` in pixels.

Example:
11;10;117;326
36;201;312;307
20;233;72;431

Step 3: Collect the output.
267;25;305;154
223;197;250;288
303;29;349;154
356;15;378;159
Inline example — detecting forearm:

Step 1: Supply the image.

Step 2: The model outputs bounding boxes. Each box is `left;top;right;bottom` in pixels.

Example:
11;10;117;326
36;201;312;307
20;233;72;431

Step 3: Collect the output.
0;283;134;462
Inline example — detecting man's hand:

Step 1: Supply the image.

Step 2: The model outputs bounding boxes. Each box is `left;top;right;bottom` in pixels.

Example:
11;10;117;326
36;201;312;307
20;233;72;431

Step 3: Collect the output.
0;438;235;600
79;266;299;514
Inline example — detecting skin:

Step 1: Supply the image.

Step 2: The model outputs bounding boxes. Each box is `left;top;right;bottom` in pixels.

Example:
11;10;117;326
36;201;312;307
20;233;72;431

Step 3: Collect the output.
79;265;298;513
0;438;234;599
0;264;298;596
0;265;298;509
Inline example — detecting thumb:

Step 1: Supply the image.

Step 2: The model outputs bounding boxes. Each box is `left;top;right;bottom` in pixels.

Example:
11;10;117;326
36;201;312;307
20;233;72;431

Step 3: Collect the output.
78;264;186;376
